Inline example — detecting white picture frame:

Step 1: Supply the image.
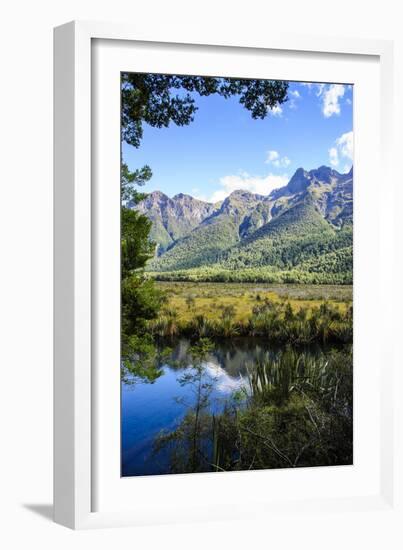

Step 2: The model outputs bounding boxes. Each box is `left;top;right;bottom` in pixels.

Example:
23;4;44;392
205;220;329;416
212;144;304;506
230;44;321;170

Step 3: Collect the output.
54;20;398;530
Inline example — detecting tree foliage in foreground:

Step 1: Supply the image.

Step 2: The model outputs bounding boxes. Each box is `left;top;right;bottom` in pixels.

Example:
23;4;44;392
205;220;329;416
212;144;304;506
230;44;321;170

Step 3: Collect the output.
121;164;166;373
121;162;152;204
121;73;289;148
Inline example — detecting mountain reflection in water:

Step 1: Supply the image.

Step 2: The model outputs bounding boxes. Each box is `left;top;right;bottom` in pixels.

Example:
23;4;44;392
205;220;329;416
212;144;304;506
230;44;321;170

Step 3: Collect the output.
121;338;330;476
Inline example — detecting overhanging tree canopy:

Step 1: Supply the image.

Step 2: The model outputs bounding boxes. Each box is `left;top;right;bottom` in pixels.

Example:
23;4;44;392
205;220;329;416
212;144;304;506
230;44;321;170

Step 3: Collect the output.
121;73;289;149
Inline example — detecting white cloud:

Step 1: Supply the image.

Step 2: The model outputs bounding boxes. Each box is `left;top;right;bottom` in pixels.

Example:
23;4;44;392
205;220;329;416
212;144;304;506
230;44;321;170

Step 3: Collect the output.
266;150;279;162
302;83;349;117
268;104;283;117
328;147;339;167
288;89;301;109
210;171;289;202
191;187;209;201
193;193;208;201
301;82;325;96
322;84;345;117
265;150;291;168
328;131;353;169
336;131;353;161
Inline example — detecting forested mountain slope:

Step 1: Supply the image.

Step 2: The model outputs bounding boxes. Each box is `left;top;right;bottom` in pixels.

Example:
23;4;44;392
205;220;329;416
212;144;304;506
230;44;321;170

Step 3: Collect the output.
134;191;218;254
133;165;353;283
146;190;263;271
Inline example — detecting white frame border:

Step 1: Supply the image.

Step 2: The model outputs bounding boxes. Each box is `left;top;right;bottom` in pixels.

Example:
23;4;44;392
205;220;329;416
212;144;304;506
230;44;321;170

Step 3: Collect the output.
54;20;396;529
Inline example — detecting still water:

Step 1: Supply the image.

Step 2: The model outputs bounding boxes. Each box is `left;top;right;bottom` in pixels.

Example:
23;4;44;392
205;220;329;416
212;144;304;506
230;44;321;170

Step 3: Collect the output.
121;338;327;476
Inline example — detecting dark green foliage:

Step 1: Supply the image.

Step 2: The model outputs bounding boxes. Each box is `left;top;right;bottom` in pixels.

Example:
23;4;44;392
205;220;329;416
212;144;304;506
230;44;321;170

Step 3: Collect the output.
153;344;353;473
121;275;166;336
121;73;289;148
121;162;152;203
121;208;155;277
237;348;353;468
121;333;171;385
120;164;165;361
120;167;166;384
297;246;353;274
151;267;352;285
121;203;164;336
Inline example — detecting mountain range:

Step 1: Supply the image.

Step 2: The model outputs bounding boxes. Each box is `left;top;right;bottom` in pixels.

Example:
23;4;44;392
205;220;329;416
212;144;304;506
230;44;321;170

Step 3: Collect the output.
132;165;353;283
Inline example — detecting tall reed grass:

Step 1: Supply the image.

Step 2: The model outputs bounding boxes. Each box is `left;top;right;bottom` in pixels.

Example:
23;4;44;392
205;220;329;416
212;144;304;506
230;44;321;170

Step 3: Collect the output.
149;300;353;345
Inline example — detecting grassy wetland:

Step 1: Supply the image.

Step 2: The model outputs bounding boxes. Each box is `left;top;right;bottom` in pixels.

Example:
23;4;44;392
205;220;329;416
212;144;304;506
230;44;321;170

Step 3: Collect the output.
148;282;353;345
122;282;353;476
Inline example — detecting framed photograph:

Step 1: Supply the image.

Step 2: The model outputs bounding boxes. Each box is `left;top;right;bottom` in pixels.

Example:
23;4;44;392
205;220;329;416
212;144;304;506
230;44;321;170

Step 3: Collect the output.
54;21;396;529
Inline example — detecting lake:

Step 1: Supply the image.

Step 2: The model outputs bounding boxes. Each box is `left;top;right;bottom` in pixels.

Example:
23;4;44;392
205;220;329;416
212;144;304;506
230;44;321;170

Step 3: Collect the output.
121;338;337;476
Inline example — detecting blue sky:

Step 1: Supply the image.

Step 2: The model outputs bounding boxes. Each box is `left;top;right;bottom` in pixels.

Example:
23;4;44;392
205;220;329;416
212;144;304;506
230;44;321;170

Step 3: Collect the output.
122;80;353;202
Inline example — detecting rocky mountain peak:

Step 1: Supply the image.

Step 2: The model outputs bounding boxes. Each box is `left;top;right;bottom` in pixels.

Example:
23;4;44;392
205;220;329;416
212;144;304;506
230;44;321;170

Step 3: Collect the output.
133;164;353;257
285;167;311;194
309;165;339;184
143;190;169;206
173;192;203;203
220;189;263;216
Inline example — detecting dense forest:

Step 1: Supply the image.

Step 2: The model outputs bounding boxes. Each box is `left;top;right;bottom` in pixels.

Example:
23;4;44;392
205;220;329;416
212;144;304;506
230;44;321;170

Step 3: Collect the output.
147;202;353;284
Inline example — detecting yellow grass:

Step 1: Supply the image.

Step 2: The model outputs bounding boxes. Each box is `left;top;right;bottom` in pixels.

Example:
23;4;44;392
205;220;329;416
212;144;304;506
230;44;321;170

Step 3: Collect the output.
156;281;352;323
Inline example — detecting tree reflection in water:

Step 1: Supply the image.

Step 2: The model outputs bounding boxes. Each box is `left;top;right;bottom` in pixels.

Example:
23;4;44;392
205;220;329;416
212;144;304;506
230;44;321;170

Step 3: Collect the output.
152;340;353;474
